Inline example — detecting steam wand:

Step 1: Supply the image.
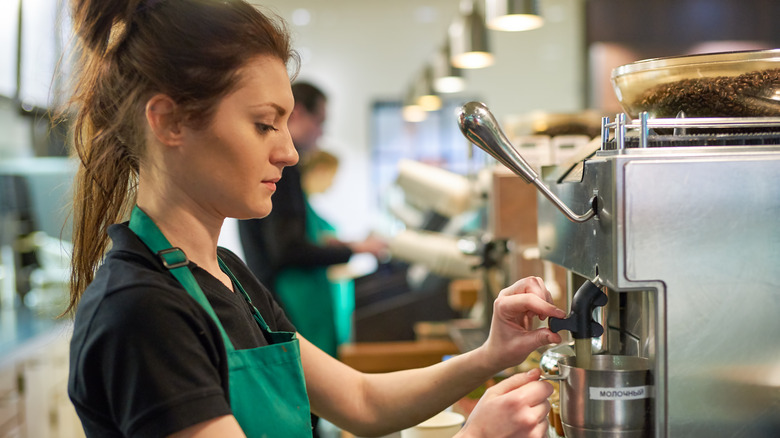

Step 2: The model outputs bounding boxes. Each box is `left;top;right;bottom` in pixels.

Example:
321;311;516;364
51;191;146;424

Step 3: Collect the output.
457;101;596;223
549;278;607;368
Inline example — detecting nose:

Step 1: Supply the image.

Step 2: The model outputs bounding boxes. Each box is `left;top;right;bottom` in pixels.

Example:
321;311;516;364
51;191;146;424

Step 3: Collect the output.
273;130;298;167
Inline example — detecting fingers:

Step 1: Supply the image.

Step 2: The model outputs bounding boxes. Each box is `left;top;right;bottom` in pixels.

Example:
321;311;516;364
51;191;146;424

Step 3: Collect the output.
485;369;554;402
501;276;550;299
488;370;554;434
488;368;541;396
497;292;566;322
530;418;551;438
465;369;554;438
498;277;565;319
529;327;563;349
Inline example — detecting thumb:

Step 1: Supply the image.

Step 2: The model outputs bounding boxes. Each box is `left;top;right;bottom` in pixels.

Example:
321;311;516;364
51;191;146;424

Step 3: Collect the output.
513;329;562;357
487;369;541;396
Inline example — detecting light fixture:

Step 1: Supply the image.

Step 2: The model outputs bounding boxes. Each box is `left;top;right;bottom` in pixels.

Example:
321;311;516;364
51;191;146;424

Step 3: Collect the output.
485;0;544;32
402;85;427;123
449;0;494;69
432;43;466;94
416;67;442;112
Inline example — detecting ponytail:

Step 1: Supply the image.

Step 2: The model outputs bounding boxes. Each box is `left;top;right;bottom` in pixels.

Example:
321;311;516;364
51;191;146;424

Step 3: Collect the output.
63;0;296;315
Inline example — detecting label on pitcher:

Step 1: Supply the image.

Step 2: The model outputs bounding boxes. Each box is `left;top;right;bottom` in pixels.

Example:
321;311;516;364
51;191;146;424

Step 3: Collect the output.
589;385;652;400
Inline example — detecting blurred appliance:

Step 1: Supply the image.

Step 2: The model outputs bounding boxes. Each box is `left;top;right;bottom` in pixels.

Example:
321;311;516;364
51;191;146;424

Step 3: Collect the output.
390;158;489;232
0;173;38;305
459;90;780;437
0;158;75;309
503;110;602;174
353;160;490;342
388;158;491;285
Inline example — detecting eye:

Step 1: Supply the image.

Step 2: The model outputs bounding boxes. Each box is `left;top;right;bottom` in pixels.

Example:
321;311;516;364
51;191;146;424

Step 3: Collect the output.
255;123;278;134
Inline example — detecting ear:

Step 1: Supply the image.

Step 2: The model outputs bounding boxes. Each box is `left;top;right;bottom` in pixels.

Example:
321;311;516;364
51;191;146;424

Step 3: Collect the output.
145;94;183;147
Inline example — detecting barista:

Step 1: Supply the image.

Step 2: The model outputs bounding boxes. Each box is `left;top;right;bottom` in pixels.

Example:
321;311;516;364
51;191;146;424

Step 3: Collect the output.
64;0;566;437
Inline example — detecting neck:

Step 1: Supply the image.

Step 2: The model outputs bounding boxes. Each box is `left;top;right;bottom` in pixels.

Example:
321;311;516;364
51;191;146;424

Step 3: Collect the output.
136;186;225;281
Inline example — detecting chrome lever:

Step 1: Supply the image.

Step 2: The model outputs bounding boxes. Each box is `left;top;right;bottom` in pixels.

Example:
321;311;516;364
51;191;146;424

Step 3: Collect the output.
457;101;596;223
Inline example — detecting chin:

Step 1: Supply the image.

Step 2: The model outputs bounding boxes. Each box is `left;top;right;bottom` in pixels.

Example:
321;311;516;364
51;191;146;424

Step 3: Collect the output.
247;202;273;220
230;203;272;221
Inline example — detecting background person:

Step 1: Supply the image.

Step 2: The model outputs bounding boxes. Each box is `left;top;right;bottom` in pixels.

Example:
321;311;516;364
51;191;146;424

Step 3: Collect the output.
274;149;354;357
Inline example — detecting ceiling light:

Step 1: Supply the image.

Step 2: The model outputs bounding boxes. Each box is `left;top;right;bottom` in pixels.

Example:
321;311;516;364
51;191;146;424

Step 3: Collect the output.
402;86;428;123
416;67;442;112
485;0;544;31
432;44;466;93
449;0;494;69
485;0;544;32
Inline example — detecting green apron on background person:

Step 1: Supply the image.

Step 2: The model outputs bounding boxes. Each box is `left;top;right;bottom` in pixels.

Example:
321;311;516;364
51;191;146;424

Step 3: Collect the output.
129;206;312;437
274;195;354;357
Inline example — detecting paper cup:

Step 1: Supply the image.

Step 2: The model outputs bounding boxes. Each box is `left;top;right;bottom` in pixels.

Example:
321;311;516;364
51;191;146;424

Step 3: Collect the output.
401;411;465;438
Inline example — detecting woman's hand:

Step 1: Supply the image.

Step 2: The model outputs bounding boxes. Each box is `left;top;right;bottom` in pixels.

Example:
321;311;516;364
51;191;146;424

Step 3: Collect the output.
456;369;553;438
481;276;566;370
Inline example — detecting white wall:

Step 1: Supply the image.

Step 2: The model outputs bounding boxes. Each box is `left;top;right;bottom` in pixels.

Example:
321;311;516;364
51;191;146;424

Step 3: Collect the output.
246;0;586;241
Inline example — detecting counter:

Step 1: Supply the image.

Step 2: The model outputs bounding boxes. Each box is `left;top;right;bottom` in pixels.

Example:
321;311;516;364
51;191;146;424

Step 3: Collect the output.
0;305;83;438
0;306;67;367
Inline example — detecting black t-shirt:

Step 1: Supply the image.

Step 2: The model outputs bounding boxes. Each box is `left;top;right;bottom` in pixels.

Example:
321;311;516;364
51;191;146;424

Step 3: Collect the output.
68;223;295;437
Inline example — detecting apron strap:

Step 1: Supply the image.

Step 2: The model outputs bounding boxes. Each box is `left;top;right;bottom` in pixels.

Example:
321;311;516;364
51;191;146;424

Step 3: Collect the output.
217;257;273;332
129;205;237;351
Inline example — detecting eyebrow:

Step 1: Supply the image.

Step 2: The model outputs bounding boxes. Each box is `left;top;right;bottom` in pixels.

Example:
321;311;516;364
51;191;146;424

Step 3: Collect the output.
249;102;288;116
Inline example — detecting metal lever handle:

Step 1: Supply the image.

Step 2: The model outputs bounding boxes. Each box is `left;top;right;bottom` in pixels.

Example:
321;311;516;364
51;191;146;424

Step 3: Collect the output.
457;101;596;223
549;279;607;339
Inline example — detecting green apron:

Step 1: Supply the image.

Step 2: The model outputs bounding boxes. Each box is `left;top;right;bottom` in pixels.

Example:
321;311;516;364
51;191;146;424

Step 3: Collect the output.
128;206;312;437
274;196;354;357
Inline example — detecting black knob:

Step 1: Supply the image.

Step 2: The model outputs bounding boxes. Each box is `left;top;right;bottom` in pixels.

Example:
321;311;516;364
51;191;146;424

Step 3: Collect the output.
549;280;607;339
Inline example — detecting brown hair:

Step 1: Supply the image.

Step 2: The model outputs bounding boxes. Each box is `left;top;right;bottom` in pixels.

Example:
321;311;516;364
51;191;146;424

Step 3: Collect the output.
63;0;297;315
292;81;327;114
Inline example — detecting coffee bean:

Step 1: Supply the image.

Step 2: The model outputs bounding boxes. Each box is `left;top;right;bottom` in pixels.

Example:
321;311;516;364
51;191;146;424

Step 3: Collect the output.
631;69;780;118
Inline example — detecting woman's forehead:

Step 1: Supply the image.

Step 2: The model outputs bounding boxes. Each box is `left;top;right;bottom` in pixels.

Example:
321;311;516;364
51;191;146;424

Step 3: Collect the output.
231;56;294;107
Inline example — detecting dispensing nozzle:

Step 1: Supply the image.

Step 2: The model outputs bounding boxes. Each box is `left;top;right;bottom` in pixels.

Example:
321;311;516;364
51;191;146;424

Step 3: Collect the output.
549;278;607;339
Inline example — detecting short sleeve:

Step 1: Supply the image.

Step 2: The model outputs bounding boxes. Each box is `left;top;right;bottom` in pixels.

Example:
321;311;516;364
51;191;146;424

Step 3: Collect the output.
70;279;231;437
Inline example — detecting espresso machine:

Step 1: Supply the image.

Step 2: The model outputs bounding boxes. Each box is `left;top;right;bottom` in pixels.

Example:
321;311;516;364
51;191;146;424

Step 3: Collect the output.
457;50;780;438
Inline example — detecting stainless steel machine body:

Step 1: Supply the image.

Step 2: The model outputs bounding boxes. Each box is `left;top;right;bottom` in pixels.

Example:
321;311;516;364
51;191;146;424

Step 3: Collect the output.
538;115;780;437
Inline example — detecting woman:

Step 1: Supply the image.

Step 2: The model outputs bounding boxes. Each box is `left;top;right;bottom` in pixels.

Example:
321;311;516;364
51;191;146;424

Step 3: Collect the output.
64;0;567;437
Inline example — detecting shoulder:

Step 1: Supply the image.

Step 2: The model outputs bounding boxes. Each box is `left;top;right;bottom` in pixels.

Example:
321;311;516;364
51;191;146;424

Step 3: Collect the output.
73;224;219;359
82;224;198;319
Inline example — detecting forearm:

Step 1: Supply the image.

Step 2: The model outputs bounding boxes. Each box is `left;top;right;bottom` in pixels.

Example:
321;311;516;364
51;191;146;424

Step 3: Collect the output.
305;277;565;437
355;348;498;435
278;239;352;267
307;342;501;437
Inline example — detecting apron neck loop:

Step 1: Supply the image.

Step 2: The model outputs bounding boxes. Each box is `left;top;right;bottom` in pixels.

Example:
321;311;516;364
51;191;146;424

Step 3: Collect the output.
128;205;236;351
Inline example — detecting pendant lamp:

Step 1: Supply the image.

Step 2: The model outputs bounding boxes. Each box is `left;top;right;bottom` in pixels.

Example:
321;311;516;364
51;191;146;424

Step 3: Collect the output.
416;67;442;111
402;85;427;123
449;0;494;69
432;44;466;94
485;0;544;31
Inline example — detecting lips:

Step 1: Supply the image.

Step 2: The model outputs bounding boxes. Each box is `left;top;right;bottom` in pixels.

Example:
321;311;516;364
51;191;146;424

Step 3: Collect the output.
262;177;281;192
